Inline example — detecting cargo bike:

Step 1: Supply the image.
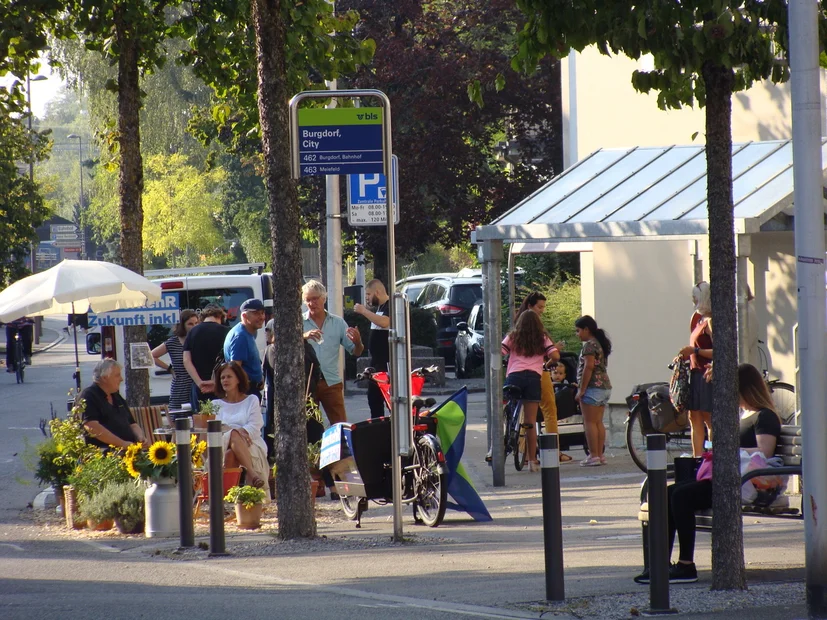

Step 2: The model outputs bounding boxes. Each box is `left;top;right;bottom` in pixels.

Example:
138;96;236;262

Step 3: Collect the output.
321;366;447;528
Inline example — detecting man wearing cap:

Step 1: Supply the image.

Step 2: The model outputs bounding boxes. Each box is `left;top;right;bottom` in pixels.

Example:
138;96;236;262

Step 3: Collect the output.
302;280;364;425
224;298;266;401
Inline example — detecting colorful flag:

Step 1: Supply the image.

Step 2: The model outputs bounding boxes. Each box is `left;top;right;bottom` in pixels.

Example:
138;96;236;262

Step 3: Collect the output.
431;387;492;521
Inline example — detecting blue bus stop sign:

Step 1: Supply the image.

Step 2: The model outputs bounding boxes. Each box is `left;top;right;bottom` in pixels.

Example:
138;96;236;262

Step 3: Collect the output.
297;108;384;177
347;155;400;226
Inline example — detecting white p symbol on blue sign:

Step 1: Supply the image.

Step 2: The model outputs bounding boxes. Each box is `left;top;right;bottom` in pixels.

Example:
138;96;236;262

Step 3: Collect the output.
359;174;382;198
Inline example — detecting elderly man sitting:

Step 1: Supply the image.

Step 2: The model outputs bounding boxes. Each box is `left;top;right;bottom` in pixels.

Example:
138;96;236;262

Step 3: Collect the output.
80;359;145;449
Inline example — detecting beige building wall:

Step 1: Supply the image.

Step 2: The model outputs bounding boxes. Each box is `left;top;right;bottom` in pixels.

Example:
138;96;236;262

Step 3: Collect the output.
749;232;798;385
590;240;695;402
562;47;827;165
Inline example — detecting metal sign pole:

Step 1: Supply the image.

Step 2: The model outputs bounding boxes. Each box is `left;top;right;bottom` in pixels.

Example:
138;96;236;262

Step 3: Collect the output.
289;89;401;539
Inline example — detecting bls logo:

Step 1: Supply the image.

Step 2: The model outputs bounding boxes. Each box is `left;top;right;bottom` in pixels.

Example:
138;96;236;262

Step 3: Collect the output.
356;112;379;121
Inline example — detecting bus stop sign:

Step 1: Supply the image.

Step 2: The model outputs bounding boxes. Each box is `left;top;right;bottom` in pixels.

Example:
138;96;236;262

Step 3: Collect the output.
296;108;384;177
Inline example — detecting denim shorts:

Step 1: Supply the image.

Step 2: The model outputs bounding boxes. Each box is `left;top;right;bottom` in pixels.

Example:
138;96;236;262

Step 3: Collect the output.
505;370;542;402
581;386;611;407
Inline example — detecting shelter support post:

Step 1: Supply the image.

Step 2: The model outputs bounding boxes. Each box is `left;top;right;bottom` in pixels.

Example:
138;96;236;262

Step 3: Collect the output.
480;240;504;486
735;235;751;365
507;245;517;329
788;0;827;614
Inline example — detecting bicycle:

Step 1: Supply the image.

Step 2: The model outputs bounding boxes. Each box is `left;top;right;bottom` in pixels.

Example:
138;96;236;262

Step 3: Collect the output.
332;366;447;528
757;340;796;424
625;382;692;473
502;384;530;471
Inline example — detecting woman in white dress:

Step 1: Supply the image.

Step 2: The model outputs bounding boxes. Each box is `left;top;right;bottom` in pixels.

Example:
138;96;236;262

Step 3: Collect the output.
212;362;269;491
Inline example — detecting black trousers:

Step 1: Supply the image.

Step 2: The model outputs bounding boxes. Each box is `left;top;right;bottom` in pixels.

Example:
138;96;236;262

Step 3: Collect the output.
5;325;33;368
668;479;712;563
368;360;388;419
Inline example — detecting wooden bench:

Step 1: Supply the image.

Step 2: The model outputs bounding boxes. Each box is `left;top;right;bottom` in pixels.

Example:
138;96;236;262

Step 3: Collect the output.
132;405;170;444
638;425;803;528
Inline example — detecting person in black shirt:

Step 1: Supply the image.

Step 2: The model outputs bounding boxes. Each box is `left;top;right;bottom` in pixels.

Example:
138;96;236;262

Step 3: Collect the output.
183;304;229;411
354;279;391;419
80;359;144;449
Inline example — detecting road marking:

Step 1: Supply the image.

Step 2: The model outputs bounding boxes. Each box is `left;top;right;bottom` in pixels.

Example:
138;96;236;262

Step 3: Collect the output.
8;427;41;431
0;543;24;552
81;540;121;553
596;534;640;540
192;563;546;619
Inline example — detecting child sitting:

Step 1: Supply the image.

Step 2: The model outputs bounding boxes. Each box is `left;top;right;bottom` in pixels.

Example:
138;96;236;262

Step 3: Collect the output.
551;362;570;387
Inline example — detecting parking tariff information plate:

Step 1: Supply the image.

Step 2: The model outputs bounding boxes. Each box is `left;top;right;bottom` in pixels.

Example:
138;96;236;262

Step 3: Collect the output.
347;154;400;226
297;107;384;177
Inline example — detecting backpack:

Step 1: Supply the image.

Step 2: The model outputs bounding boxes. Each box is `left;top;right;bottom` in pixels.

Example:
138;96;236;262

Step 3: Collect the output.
647;384;688;433
669;356;691;420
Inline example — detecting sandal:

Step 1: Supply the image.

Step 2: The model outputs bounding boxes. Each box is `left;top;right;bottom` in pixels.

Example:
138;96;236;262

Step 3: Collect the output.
559;453;573;463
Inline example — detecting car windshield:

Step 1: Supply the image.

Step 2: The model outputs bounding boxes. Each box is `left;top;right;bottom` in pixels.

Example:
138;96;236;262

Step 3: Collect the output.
449;284;482;308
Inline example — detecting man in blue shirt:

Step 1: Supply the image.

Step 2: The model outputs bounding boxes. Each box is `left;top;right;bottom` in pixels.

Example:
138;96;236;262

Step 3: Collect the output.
224;298;266;400
302;280;364;424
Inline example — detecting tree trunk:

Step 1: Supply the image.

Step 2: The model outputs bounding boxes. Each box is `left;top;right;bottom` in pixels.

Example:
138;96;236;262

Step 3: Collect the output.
251;0;315;539
372;245;388;286
115;10;149;407
702;61;744;591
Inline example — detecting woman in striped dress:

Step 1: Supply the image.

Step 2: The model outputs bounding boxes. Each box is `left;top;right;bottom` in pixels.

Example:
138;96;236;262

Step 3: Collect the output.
151;310;199;409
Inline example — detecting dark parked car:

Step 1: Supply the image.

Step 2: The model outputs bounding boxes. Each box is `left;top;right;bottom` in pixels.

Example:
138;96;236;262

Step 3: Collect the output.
396;273;454;305
417;276;482;364
454;302;484;378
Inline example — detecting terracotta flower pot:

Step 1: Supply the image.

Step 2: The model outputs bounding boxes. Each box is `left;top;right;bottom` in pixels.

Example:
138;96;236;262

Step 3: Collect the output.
235;503;264;529
87;518;114;531
115;517;144;535
192;414;215;430
310;479;322;508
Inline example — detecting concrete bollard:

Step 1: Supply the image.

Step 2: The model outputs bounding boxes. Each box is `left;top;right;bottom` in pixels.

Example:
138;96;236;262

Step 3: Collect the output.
645;434;676;615
175;417;195;548
207;419;227;556
539;433;565;601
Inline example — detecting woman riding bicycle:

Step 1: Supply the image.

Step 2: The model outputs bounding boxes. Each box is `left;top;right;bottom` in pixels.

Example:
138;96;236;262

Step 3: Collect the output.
502;310;559;472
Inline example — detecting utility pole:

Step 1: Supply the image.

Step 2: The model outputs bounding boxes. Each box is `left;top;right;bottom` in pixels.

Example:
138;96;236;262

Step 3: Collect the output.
26;73;47;273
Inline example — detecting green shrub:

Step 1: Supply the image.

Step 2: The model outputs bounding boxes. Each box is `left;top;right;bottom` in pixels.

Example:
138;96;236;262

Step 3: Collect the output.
541;277;582;353
79;481;144;533
79;486;118;522
67;452;131;505
33;438;74;490
225;485;266;509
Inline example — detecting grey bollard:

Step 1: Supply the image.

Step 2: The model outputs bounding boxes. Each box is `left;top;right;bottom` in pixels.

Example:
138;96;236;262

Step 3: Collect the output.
207;419;227;556
539;433;565;601
175;417;195;548
645;434;676;615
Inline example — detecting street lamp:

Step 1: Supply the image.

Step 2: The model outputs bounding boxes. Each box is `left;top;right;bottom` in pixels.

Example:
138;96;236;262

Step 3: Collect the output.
67;134;85;260
27;73;48;272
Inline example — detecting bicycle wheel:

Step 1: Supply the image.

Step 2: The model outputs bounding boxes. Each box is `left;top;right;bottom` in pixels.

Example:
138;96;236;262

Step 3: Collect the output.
626;409;648;472
502;404;513;457
513;404;526;471
413;436;447;527
340;494;360;521
769;382;796;424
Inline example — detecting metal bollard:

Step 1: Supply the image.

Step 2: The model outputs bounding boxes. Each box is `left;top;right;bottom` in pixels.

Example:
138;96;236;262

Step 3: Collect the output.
175;417;195;548
539;433;565;601
207;419;227;556
645;434;676;615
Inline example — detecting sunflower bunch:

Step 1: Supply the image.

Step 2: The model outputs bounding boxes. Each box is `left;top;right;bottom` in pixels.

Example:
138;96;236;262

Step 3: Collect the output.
190;434;207;469
122;441;178;481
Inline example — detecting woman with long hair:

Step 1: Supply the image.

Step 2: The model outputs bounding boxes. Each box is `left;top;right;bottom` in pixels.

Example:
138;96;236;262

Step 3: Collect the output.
212;362;270;493
574;315;612;467
634;363;781;585
516;291;571;462
502;310;559;472
151;309;199;409
680;281;713;456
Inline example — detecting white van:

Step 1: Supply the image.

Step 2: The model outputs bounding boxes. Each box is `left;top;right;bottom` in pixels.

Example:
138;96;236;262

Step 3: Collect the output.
86;264;274;404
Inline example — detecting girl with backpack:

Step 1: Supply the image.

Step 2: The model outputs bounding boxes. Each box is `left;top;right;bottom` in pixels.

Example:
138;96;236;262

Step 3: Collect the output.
679;281;713;456
502;309;560;472
574;315;612;467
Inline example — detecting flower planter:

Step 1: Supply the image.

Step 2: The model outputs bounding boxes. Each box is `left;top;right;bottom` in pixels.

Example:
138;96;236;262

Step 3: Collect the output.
235;503;264;530
310;479;322;508
87;518;114;531
145;477;179;538
191;414;215;431
63;485;85;530
115;517;144;535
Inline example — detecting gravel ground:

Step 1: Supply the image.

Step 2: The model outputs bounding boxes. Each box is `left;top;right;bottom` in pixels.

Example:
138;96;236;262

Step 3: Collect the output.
515;580;806;619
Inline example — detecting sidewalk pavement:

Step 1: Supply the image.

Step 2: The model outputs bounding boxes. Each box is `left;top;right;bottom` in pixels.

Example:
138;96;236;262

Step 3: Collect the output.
106;386;806;619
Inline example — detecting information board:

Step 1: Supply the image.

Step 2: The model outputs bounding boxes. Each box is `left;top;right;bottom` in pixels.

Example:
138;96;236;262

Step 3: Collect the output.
347;154;400;226
297;107;384;177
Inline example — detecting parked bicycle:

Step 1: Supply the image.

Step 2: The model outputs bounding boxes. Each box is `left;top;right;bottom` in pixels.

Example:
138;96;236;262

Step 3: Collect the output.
502;384;531;471
757;340;796;424
329;366;447;528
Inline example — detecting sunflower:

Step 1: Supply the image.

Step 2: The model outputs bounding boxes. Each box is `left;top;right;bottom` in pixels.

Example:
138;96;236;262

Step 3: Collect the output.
124;456;140;478
148;441;175;466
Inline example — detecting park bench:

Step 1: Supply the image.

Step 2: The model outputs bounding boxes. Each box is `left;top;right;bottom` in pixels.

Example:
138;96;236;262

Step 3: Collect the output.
638;424;803;530
132;404;170;444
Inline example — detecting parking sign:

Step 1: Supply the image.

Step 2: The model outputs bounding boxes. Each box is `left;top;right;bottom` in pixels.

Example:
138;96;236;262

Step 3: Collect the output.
347;155;400;226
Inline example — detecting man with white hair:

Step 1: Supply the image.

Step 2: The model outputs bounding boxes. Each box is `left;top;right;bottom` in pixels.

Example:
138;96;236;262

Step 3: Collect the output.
302;279;364;425
80;359;145;449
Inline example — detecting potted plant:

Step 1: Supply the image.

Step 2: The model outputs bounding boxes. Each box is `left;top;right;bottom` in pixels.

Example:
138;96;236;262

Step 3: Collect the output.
121;437;206;538
67;452;131;529
78;487;116;530
192;400;218;430
83;481;145;534
224;485;267;529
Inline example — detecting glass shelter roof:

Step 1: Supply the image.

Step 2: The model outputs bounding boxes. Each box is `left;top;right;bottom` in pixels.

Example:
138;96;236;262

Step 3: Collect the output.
478;140;827;243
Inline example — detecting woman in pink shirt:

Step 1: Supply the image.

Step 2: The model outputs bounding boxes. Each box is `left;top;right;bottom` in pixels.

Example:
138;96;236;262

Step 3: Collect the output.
502;310;559;472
